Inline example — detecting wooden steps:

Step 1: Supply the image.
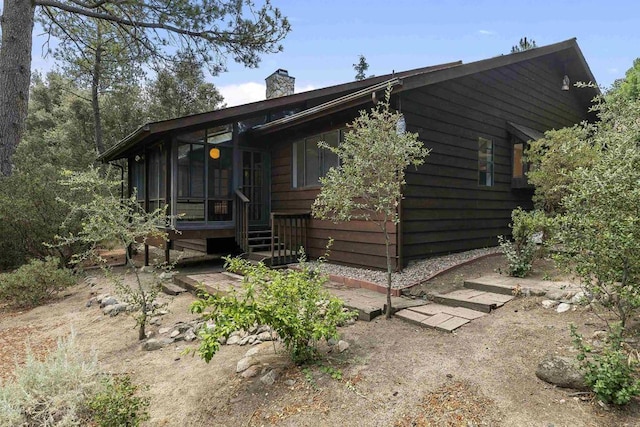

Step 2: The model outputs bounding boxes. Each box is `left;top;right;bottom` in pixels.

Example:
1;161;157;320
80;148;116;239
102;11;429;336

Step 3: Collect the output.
464;277;523;295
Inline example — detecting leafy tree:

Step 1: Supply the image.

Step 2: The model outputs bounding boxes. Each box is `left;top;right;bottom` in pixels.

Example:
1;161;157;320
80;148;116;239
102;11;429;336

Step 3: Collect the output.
611;58;640;101
312;87;430;318
511;37;537;53
0;0;290;176
353;54;371;81
55;168;173;341
146;50;225;121
525;125;598;214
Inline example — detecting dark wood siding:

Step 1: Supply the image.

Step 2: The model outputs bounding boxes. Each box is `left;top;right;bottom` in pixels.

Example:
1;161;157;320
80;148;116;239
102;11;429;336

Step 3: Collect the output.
401;58;591;264
270;138;397;270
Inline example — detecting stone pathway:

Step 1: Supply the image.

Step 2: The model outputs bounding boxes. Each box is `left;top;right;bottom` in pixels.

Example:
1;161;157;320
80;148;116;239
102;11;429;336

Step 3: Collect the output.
173;269;579;334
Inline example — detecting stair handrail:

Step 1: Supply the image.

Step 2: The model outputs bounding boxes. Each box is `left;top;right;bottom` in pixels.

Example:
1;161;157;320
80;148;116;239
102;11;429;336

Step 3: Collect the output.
234;189;250;252
270;211;311;265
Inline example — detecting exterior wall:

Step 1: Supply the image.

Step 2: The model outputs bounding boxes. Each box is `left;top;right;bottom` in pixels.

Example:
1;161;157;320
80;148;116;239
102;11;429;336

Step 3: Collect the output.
270;135;397;270
400;58;591;264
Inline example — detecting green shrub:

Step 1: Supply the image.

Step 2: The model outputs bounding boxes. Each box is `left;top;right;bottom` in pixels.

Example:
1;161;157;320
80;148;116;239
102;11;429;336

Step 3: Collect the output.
498;208;549;278
0;257;76;308
498;235;536;278
0;333;98;426
191;256;355;364
88;375;150;427
571;324;640;405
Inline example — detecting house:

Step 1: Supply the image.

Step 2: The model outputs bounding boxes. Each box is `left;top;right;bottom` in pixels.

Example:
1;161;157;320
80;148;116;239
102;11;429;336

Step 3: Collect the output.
99;38;598;271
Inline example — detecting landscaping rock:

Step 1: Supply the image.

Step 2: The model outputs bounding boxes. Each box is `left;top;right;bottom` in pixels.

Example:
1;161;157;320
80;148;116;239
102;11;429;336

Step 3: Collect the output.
183;329;197;342
104;303;128;316
556;303;571;313
327;337;338;346
338;340;350;353
159;327;171;335
257;325;271;334
226;335;241;345
240;364;260;378
570;292;586;305
100;296;118;307
535;354;587;390
257;331;274;341
236;356;258;373
170;330;181;338
542;300;559;309
260;369;279;386
143;339;165;351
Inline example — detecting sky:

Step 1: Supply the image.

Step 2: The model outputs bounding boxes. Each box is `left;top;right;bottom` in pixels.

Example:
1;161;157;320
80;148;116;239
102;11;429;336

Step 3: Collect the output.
28;0;640;107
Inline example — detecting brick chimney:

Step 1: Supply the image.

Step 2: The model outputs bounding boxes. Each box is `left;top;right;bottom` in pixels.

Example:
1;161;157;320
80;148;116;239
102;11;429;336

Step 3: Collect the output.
265;69;295;99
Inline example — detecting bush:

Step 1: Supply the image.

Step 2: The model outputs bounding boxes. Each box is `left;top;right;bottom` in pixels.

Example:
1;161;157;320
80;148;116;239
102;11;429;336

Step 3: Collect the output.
571;324;640;405
191;256;355;364
0;333;98;426
88;375;150;427
498;235;536;278
0;333;151;426
0;257;76;308
498;208;548;278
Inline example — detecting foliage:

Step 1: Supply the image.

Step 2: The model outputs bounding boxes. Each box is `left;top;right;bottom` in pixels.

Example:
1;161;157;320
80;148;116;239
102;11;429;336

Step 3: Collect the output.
312;86;430;318
0;257;76;308
571;324;640;405
0;72;97;269
353;54;371;81
551;91;640;329
88;375;150;427
511;37;537;53
498;235;536;278
612;58;640;101
55;168;172;341
191;256;354;364
525;125;598;214
147;49;225;120
0;333;98;426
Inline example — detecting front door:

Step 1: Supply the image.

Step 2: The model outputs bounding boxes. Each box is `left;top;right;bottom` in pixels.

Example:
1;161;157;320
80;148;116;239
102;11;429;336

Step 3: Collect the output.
241;150;269;226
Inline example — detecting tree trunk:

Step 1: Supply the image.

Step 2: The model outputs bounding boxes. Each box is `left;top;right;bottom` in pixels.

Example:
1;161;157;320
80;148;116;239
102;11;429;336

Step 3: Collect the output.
384;223;393;319
92;34;105;154
0;0;35;176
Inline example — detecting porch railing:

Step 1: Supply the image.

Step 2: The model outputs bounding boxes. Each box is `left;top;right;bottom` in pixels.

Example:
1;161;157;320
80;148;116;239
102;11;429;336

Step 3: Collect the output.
234;189;250;253
271;211;311;265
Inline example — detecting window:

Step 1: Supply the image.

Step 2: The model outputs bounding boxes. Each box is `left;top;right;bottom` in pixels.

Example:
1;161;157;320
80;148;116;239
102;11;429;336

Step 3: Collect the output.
292;129;341;188
512;141;524;178
478;137;494;186
177;130;205;221
147;145;166;212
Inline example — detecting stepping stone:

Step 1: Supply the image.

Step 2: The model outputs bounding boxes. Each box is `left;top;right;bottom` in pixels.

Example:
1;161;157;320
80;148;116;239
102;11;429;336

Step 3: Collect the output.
407;303;486;320
432;293;495;313
161;282;187;296
422;312;453;327
395;309;429;326
436;316;470;332
464;278;519;295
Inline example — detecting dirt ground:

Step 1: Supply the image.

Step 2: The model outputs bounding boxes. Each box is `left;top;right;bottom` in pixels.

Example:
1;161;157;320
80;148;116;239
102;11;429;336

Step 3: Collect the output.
1;256;639;426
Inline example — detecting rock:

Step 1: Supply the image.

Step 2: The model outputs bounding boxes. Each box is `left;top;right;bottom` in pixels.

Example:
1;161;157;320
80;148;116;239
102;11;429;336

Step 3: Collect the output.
338;340;350;353
257;325;271;334
170;330;180;338
542;300;559;309
226;335;241;345
245;346;262;358
239;336;251;346
408;286;426;298
104;303;128;316
142;339;165;351
570;292;586;305
159;327;171;335
556;303;571;313
285;379;296;387
249;325;258;334
149;317;161;326
535;354;588;390
218;336;227;345
257;331;273;341
545;290;569;301
184;329;197;342
96;294;110;303
260;369;279;386
240;364;260;378
327;337;338;346
100;296;118;308
85;297;96;308
236;356;258;373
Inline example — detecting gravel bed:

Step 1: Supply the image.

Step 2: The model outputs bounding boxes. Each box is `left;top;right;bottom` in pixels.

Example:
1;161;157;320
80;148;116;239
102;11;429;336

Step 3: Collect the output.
308;247;502;289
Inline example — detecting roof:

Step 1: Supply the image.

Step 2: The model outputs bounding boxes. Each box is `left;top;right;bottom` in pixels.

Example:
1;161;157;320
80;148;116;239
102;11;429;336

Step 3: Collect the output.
100;38;598;162
507;122;545;142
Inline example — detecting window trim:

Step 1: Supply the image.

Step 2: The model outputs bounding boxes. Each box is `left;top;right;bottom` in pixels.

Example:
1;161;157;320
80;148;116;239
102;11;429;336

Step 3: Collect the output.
292;129;343;189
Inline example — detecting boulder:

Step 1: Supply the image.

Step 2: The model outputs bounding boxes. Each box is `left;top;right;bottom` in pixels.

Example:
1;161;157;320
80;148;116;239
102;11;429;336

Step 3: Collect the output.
183;329;197;342
226;335;241;345
240;364;260;378
260;369;279;386
236;356;258;373
257;331;274;341
556;303;571;313
100;296;118;307
535;354;587;390
338;340;350;353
